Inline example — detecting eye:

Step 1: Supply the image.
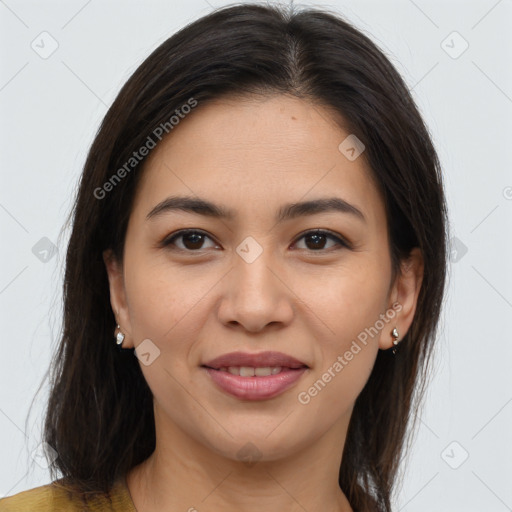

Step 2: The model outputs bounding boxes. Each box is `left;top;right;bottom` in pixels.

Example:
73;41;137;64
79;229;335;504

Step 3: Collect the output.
162;229;218;251
161;229;350;252
293;229;350;251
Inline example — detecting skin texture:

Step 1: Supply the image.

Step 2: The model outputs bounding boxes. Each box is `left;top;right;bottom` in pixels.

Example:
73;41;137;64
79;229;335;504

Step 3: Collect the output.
104;94;423;512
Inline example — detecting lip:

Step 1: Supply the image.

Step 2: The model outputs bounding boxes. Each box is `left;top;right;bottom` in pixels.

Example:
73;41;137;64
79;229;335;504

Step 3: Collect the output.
202;367;308;400
201;351;309;401
202;351;309;370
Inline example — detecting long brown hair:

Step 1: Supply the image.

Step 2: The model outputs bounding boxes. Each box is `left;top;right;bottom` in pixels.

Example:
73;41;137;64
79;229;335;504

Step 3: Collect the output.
34;3;448;511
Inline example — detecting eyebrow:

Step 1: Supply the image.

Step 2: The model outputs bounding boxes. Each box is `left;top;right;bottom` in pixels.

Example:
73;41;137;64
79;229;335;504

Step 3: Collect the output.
146;195;366;223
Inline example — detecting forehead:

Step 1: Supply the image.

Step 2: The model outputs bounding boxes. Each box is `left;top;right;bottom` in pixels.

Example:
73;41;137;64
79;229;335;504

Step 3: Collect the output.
132;94;384;224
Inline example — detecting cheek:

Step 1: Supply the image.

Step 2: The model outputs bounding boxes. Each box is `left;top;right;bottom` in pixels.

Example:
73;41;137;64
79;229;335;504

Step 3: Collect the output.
122;259;205;414
124;256;209;343
295;257;390;408
306;256;390;343
122;256;221;393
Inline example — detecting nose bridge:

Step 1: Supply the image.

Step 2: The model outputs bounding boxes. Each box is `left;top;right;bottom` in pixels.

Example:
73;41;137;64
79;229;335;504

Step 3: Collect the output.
218;234;293;331
233;235;278;298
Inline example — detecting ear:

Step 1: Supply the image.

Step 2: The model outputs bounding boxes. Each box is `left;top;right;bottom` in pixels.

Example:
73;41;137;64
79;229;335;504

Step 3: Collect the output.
379;247;424;350
103;249;134;348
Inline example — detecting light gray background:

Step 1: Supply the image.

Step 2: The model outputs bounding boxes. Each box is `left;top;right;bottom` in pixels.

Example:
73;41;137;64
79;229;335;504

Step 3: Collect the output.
1;0;511;510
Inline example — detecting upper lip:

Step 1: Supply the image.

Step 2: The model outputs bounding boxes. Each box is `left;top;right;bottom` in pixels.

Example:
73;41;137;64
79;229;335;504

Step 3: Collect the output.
202;351;309;370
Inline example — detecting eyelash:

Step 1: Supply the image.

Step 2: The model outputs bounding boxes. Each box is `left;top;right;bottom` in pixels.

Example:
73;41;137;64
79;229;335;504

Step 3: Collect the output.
161;229;351;253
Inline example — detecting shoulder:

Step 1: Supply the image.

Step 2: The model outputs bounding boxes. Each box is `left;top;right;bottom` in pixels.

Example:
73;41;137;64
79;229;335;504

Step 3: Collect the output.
0;477;135;512
0;478;133;512
0;481;74;511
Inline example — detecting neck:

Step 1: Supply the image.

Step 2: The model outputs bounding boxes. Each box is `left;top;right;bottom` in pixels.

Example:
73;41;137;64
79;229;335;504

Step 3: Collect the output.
126;410;354;512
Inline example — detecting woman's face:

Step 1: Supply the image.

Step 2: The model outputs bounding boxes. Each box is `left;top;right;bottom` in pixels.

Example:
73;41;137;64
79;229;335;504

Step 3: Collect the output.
105;94;420;462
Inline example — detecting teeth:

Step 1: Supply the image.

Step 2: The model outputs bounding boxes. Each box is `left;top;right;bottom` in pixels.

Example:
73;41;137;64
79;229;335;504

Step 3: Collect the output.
224;366;283;377
240;367;255;377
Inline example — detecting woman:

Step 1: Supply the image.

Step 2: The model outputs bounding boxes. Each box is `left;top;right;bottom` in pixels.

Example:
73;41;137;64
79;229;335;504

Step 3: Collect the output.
0;2;448;511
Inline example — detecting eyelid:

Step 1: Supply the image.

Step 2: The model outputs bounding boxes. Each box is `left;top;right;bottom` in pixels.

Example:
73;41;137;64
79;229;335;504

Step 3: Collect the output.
160;229;218;251
161;228;352;252
293;228;352;249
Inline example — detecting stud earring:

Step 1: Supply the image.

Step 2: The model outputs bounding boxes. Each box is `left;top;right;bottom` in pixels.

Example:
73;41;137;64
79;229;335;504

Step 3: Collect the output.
391;327;400;355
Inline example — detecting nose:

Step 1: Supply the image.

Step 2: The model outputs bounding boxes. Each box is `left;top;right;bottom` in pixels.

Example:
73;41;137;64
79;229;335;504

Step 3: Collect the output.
217;246;294;333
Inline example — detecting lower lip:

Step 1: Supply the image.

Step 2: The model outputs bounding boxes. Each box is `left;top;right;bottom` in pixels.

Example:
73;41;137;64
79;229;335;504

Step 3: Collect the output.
202;367;308;400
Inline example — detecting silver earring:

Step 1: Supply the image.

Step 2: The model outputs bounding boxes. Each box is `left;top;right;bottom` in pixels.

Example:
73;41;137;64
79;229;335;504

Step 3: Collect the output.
115;324;125;346
391;327;400;355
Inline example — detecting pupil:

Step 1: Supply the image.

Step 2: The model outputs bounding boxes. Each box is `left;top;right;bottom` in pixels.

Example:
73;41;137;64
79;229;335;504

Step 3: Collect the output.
306;233;325;250
184;233;203;249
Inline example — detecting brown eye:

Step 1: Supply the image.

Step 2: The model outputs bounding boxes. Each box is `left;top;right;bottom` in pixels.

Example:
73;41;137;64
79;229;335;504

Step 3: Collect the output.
293;230;350;251
163;230;217;251
162;229;350;253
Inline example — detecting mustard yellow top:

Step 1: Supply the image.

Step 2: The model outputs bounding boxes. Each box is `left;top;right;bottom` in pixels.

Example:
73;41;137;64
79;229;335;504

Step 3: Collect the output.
0;475;137;511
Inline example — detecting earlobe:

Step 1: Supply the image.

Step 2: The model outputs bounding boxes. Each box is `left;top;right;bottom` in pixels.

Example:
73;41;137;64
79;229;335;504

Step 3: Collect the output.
103;249;134;348
379;247;424;351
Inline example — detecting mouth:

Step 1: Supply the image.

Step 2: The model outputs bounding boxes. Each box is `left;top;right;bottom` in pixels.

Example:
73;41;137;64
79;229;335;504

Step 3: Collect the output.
201;366;305;376
201;351;309;401
202;350;309;371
